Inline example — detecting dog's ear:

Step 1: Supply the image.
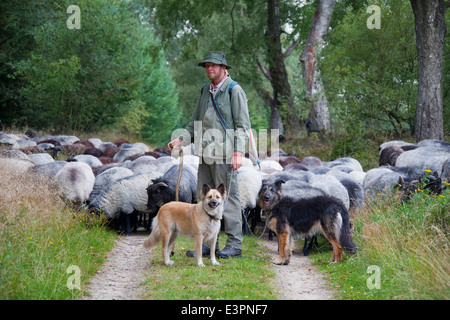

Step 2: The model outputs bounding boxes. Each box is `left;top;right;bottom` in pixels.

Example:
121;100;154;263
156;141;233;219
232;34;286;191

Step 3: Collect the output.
216;183;226;197
201;184;211;197
275;179;285;189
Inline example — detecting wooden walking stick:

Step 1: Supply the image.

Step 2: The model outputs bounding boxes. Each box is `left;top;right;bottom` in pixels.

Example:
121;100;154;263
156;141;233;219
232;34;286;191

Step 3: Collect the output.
169;141;183;202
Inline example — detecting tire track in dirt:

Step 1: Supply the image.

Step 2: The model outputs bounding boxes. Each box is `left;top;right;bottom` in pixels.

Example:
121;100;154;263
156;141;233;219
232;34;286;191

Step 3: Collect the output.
261;237;335;300
83;234;151;300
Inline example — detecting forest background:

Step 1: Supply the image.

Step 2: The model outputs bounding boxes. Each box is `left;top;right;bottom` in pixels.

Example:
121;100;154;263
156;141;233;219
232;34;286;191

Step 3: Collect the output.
0;0;448;148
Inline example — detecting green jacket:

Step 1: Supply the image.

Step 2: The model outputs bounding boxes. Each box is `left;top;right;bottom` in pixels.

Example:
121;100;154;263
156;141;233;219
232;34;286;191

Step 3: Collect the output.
180;76;251;162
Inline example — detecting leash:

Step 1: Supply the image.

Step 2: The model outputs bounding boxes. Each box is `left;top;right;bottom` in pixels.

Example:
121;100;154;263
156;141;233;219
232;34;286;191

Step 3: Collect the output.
222;166;236;213
243;208;269;239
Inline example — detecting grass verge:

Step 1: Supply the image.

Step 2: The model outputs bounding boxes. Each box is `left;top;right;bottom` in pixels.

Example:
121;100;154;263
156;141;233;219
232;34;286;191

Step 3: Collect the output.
0;159;117;299
142;233;277;300
309;188;449;300
0;208;117;299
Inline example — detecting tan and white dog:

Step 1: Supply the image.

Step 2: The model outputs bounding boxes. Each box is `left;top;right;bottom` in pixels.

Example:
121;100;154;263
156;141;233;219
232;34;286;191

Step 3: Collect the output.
143;183;226;267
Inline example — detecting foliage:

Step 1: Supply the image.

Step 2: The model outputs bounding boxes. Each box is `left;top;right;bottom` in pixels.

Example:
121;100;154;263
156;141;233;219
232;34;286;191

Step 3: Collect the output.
145;0;316;134
0;0;53;127
320;0;418;135
3;0;178;146
13;0;139;132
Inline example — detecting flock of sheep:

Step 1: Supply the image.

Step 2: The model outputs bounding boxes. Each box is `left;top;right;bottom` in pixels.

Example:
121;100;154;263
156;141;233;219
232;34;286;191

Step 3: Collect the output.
1;130;449;239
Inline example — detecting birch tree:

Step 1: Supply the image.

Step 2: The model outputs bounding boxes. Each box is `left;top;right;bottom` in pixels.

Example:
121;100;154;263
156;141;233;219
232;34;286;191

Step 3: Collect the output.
300;0;335;134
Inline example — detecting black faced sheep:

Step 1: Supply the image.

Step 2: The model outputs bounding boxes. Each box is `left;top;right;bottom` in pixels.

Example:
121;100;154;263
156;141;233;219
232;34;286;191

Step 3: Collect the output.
237;165;263;236
146;164;197;214
379;145;404;166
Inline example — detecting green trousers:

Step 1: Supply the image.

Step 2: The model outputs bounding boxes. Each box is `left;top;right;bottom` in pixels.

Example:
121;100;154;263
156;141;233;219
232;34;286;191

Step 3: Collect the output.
197;161;242;250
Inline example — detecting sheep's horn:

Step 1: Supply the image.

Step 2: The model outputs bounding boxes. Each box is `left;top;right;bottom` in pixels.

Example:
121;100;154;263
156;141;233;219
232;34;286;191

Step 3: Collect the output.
150;182;168;190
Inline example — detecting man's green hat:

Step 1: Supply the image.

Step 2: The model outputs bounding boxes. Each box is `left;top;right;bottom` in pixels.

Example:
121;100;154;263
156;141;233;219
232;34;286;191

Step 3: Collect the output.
198;51;232;69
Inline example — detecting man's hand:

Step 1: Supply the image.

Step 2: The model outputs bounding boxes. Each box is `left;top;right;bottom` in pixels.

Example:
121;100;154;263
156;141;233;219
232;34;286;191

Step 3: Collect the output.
231;151;243;171
168;138;182;150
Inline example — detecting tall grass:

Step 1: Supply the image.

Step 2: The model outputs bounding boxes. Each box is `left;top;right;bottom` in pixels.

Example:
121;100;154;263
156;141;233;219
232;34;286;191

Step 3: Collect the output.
0;159;117;299
311;187;449;300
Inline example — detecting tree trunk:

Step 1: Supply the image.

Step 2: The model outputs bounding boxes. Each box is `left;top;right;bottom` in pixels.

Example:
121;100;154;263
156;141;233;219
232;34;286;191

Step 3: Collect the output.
269;98;283;132
258;88;284;132
300;0;335;134
266;0;300;136
410;0;447;142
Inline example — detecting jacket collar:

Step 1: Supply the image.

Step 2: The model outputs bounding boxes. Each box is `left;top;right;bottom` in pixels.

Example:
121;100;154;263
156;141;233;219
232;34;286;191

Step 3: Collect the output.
211;75;231;93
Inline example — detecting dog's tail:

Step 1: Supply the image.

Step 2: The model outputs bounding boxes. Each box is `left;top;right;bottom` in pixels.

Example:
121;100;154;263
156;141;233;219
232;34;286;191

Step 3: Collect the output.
339;206;357;255
143;217;161;250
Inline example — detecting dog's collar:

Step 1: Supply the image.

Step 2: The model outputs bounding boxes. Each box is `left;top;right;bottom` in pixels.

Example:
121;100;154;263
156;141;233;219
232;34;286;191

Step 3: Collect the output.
206;213;220;221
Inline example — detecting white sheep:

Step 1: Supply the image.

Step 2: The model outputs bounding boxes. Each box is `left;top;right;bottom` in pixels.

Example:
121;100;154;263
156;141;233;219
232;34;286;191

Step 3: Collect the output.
325;157;364;173
88;166;134;202
363;167;402;196
308;174;350;210
417;139;450;152
113;147;145;162
127;155;159;174
54;162;95;202
237;166;262;210
74;154;103;168
0;156;34;171
28;153;54;166
16;139;37;149
0;134;19;149
98;142;116;152
34;161;68;177
395;147;450;176
88;138;103;149
264;169;349;209
379;140;416;151
349;171;366;185
259;159;283;175
33;135;80;146
88;171;162;235
326;170;365;218
280;179;327;200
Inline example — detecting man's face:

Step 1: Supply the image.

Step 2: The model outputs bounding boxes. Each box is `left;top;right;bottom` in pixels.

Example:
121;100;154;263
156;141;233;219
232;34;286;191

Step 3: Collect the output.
205;63;226;83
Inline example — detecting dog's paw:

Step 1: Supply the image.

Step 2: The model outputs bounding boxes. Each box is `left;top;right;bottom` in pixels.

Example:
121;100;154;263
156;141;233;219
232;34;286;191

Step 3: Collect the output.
211;260;220;266
197;262;206;267
273;257;284;265
165;260;175;266
274;257;289;265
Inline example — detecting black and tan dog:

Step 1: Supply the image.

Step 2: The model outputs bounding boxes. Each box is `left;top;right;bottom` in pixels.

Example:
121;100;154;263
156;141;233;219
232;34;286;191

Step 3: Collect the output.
143;184;225;267
258;179;357;264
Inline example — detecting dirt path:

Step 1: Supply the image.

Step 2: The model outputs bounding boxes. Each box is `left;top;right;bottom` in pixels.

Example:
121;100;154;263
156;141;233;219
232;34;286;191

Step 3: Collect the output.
261;237;335;300
83;234;151;300
83;233;334;300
